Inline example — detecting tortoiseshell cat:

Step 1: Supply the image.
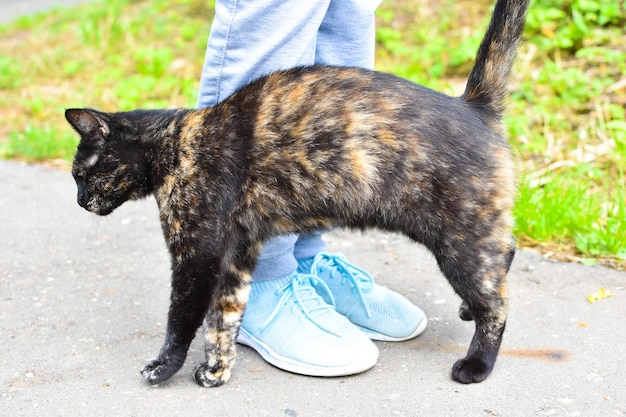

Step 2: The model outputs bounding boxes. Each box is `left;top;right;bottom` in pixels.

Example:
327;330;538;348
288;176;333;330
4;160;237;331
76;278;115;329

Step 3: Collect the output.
65;0;529;387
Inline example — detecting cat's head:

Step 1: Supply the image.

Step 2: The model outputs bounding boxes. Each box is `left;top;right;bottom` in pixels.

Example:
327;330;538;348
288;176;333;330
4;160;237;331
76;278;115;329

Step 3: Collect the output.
65;108;152;216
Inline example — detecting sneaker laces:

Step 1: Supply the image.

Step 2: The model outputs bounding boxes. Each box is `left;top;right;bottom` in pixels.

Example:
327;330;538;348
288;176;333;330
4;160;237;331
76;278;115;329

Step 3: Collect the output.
310;253;373;319
259;274;340;337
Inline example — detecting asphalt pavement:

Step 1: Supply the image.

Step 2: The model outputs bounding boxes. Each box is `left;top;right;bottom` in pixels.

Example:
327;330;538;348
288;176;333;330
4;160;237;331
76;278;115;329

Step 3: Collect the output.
1;1;625;416
2;159;625;417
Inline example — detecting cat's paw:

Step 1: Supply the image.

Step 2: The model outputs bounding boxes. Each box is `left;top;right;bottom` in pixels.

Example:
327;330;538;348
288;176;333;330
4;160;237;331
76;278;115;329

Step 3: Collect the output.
451;356;493;384
140;357;184;385
194;362;232;388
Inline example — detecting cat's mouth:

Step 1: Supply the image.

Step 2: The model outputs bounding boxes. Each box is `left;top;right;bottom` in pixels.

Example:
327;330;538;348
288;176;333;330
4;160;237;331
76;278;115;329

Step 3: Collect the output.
89;204;116;216
81;200;116;216
75;178;118;215
77;191;117;216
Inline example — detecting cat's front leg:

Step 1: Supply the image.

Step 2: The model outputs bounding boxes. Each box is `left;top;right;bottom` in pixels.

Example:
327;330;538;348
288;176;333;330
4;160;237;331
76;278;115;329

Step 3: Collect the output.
194;268;251;387
141;257;217;385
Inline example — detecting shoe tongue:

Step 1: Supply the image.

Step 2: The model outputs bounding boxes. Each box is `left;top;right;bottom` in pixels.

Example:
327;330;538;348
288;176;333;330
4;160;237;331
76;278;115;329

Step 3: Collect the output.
327;256;373;293
354;273;373;293
291;275;343;336
297;256;315;273
308;276;336;307
294;275;335;310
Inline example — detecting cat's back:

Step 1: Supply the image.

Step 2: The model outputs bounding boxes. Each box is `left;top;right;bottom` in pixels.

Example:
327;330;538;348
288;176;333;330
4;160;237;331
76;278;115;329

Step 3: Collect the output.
203;65;512;228
227;65;487;137
221;65;497;157
239;65;446;112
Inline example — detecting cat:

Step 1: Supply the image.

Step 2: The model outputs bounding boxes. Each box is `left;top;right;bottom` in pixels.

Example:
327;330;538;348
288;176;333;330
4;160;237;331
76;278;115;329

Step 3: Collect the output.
65;0;529;387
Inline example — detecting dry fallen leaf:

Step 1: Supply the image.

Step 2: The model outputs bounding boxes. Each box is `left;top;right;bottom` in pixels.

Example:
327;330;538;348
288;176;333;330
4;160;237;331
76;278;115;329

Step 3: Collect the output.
587;287;613;304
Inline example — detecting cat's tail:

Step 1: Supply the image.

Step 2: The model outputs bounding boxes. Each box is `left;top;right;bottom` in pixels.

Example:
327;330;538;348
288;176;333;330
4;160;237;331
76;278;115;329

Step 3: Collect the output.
461;0;529;116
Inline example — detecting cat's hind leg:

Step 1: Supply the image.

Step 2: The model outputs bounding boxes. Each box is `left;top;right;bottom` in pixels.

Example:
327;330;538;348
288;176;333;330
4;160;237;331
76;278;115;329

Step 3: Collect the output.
435;233;515;384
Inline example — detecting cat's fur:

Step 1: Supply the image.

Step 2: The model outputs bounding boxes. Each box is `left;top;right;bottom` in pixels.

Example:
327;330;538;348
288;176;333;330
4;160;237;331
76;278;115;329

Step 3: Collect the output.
65;0;529;387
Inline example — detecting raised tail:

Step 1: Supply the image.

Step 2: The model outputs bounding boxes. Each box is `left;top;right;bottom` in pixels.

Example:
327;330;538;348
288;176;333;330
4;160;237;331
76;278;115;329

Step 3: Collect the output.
462;0;529;115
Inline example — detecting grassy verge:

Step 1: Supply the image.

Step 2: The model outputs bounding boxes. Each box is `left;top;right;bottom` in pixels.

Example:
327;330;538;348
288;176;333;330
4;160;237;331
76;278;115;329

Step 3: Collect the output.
1;0;624;268
0;0;209;163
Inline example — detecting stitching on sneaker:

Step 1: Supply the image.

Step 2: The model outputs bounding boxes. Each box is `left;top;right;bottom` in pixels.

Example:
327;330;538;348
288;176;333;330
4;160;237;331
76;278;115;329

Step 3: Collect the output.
258;274;341;337
310;252;373;319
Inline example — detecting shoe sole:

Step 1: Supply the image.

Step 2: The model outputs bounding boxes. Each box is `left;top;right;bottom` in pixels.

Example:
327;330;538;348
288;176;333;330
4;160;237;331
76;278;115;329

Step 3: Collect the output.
358;315;428;342
236;327;378;377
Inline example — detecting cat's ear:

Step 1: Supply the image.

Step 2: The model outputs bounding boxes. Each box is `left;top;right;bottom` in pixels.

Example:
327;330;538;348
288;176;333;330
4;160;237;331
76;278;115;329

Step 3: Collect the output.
65;109;111;138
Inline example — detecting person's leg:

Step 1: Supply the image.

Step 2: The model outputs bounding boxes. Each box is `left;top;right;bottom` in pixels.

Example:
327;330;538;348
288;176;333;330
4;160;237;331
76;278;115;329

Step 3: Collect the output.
197;0;377;376
294;0;428;341
198;0;328;108
292;0;379;268
197;0;332;284
315;0;381;69
199;0;381;284
197;0;332;285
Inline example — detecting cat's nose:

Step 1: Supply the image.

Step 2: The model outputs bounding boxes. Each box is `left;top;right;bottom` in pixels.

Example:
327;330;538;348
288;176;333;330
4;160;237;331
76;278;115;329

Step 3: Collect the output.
75;177;89;208
77;187;89;208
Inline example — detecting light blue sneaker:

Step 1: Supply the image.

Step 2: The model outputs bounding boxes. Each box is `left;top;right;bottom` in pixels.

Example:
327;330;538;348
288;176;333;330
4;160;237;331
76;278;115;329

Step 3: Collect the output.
298;252;428;342
236;273;378;376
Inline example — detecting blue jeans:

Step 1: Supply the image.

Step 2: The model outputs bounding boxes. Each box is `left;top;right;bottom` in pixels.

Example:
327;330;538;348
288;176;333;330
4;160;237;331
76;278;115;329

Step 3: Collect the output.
197;0;381;281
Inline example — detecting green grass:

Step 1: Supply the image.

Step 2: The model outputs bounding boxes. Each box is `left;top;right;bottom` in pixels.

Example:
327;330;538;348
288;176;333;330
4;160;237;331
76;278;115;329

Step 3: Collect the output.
0;0;209;161
0;0;624;268
515;169;626;263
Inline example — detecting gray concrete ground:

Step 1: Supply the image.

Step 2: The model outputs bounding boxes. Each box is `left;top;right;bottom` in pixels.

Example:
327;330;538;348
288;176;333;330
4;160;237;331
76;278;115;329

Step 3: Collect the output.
1;160;625;417
1;1;625;416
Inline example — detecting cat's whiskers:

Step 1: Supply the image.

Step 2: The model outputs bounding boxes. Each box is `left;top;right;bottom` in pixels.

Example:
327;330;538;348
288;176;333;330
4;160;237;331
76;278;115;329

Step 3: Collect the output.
88;215;111;246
